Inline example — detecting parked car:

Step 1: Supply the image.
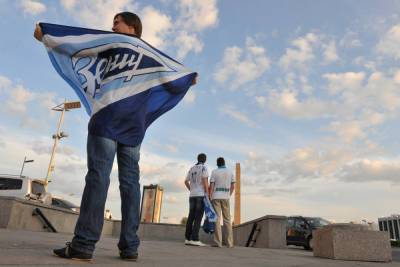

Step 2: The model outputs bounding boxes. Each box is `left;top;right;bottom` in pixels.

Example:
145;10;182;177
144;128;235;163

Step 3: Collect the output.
286;216;330;250
51;196;80;213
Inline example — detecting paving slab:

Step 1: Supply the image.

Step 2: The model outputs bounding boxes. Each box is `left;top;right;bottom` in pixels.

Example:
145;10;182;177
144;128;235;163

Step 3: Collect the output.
0;229;399;267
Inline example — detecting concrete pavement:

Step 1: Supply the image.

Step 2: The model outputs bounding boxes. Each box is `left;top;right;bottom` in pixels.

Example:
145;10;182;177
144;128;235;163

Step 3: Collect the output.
0;229;399;267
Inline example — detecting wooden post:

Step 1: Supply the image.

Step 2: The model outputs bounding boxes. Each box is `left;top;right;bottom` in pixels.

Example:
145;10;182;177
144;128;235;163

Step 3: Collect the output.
234;162;241;225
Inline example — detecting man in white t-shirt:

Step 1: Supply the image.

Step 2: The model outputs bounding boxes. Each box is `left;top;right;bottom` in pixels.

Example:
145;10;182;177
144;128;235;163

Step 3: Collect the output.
184;153;209;246
209;157;235;248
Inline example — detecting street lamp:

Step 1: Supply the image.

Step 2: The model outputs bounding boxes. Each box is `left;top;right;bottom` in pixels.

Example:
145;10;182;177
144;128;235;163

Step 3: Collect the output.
20;156;34;177
44;100;81;186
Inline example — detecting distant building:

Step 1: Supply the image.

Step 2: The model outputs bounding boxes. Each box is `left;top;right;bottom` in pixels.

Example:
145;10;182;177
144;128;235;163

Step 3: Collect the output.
140;184;163;223
378;215;400;240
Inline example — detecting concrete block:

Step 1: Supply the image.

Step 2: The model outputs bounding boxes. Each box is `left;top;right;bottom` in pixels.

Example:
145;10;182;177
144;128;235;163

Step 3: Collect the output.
233;215;287;249
313;224;392;262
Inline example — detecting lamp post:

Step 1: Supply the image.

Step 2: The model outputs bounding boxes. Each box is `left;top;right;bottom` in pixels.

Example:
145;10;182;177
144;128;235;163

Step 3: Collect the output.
44;101;81;186
19;156;34;177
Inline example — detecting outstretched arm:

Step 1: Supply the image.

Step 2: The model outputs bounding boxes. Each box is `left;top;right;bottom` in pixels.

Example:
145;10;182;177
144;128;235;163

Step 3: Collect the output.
191;74;198;85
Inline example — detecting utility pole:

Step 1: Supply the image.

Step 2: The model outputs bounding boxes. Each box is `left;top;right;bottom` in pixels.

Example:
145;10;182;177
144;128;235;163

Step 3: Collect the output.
44;101;81;186
19;156;34;177
234;162;241;225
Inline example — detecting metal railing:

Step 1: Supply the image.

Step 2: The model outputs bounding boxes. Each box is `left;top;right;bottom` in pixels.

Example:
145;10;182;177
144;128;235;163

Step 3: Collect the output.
32;208;57;233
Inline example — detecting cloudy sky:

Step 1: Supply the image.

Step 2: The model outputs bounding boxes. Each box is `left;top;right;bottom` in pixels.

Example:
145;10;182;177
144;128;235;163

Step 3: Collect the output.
0;0;400;224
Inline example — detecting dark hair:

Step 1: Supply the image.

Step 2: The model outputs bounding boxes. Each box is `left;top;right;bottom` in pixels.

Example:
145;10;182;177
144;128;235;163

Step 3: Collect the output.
197;153;207;163
217;157;225;167
114;12;142;38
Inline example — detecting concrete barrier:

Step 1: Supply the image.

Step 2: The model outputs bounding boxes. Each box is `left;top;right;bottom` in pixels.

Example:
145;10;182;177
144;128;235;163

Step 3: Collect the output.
313;223;392;262
0;196;114;235
233;215;287;249
1;197;288;248
113;221;213;243
0;196;213;243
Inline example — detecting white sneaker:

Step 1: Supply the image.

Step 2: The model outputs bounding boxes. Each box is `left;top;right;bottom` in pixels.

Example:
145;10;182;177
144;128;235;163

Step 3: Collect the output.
184;239;191;245
190;240;206;246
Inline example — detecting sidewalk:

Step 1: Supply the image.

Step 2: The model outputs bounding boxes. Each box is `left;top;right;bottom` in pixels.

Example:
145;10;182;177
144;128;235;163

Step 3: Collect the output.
0;229;399;266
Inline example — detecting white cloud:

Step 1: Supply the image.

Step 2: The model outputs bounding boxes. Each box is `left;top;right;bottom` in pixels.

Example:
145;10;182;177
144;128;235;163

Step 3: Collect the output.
36;92;58;110
165;144;178;154
219;105;256;128
6;85;34;113
394;70;400;84
339;30;362;48
60;0;135;30
255;96;266;108
174;31;203;59
279;33;319;70
327;120;366;143
266;68;400;146
59;0;218;59
214;38;270;90
176;0;218;31
0;74;61;132
267;89;336;119
59;0;77;10
183;90;196;104
18;0;46;15
339;159;400;184
377;24;400;59
299;75;313;94
363;72;400;111
322;40;339;63
352;57;377;71
323;72;365;95
242;145;355;185
0;75;12;93
166;0;218;58
141;6;172;48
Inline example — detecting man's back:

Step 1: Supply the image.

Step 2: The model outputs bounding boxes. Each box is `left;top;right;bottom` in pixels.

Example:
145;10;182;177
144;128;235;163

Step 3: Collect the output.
210;167;234;199
186;163;208;197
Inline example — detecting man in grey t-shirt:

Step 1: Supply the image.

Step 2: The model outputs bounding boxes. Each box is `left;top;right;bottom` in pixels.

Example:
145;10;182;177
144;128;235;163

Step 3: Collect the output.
184;153;209;246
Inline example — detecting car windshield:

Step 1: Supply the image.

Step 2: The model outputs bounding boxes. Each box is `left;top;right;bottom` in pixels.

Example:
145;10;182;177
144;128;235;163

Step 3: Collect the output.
306;217;330;227
53;198;79;208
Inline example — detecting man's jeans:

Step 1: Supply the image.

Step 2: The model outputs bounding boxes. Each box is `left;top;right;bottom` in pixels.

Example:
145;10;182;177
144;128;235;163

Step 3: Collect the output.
71;134;141;255
185;196;204;241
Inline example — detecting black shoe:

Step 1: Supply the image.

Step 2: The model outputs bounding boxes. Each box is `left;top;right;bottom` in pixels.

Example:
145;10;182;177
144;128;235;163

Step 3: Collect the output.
119;251;138;261
53;242;93;261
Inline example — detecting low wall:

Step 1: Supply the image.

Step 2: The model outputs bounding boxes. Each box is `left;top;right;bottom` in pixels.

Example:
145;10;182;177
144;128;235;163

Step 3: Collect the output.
233;215;287;249
0;196;114;235
0;196;213;243
0;197;285;247
113;221;213;243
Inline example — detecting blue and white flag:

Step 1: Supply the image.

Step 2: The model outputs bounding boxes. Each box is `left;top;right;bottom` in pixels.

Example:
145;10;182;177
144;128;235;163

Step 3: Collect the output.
40;23;196;146
203;196;217;222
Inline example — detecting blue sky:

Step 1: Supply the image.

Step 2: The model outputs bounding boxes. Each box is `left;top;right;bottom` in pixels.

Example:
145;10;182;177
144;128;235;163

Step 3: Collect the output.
1;0;400;224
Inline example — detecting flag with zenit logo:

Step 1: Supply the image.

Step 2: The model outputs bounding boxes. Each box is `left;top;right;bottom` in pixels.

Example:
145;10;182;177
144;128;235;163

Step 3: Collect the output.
40;23;196;146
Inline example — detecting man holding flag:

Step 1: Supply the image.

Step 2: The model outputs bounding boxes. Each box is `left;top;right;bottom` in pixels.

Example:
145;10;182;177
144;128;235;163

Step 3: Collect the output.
34;11;196;261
